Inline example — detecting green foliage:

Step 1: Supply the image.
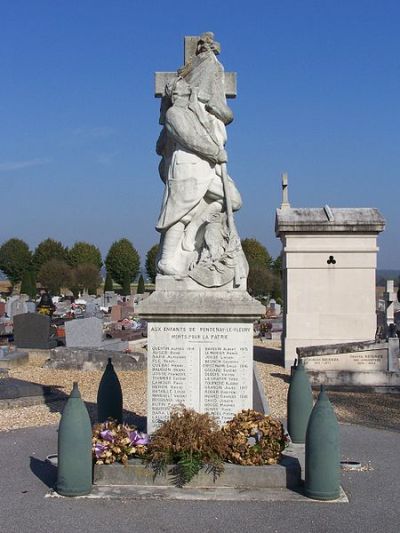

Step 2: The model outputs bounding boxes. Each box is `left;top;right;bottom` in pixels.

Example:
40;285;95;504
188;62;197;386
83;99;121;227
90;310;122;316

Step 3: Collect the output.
169;452;203;488
33;238;69;272
104;272;114;292
0;238;32;286
29;270;37;299
137;274;145;294
37;259;72;295
68;241;102;269
241;239;281;298
105;238;140;287
272;254;282;275
145;244;159;283
20;269;36;299
241;238;272;270
145;407;228;487
247;265;275;297
120;272;131;296
72;263;102;294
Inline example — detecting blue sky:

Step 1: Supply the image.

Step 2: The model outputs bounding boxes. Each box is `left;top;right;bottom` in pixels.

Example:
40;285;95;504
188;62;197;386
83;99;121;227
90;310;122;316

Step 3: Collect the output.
1;1;399;269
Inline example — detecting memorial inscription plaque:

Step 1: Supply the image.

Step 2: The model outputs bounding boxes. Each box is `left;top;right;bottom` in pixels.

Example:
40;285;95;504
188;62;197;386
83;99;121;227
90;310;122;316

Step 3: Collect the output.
302;349;388;372
147;322;253;432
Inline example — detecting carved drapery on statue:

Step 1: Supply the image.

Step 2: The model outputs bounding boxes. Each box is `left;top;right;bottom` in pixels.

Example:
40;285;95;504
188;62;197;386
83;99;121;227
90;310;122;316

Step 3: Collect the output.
155;32;248;288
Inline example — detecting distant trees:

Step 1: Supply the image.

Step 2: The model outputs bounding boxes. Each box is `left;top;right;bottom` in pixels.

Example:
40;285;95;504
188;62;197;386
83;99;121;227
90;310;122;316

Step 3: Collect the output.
68;241;102;295
72;263;102;295
145;244;159;283
137;274;145;294
241;238;272;270
241;238;281;299
104;272;114;292
33;238;69;272
0;236;155;297
0;238;32;287
37;259;72;295
120;272;132;296
68;241;102;269
105;238;140;288
20;269;37;299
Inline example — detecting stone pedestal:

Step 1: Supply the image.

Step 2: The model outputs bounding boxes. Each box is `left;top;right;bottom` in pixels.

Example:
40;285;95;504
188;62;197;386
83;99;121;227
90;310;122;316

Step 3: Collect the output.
137;277;263;433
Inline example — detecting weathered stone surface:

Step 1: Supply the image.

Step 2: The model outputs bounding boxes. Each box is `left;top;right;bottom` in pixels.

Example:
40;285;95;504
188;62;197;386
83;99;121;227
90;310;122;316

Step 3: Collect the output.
94;455;300;489
65;317;103;348
275;207;385;234
0;350;29;369
276;202;385;368
0;377;58;409
138;286;263;320
139;288;263;433
146;321;254;431
154;33;247;286
45;347;146;371
298;339;400;388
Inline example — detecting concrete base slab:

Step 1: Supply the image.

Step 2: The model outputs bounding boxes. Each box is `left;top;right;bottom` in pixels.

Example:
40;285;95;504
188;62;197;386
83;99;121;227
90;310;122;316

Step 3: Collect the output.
0;351;29;369
46;485;348;502
0;377;60;409
94;454;301;489
45;346;146;371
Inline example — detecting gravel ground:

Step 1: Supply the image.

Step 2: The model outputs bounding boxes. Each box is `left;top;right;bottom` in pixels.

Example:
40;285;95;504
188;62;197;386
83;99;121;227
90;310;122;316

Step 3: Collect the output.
0;368;146;432
1;339;399;432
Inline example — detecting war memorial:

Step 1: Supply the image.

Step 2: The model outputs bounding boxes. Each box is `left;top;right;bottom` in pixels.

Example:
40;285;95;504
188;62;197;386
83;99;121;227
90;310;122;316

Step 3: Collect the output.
0;23;399;533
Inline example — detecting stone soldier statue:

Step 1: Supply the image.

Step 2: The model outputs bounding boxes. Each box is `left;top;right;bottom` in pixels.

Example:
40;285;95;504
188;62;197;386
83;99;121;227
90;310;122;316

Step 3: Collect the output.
155;32;248;286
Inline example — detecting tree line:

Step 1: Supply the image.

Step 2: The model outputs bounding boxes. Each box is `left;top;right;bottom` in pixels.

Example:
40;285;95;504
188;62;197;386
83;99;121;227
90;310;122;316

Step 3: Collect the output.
0;237;141;297
0;237;281;300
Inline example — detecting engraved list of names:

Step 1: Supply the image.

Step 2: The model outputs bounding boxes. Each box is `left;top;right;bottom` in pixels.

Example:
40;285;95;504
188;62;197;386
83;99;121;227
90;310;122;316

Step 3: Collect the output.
147;322;253;432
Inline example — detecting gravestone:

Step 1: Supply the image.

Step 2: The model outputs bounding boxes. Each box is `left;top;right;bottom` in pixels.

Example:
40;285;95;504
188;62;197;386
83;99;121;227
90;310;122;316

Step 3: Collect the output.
11;295;29;317
13;313;57;349
384;280;396;330
6;294;29;318
120;304;135;320
65;317;103;348
103;291;119;308
139;33;263;432
5;295;19;318
84;300;101;318
298;339;400;388
26;301;36;313
111;305;122;322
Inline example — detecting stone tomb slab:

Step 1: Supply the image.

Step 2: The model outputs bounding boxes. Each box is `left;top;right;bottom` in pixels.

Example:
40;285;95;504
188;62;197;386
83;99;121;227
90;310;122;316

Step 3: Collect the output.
298;340;400;388
147;322;253;432
302;350;388;372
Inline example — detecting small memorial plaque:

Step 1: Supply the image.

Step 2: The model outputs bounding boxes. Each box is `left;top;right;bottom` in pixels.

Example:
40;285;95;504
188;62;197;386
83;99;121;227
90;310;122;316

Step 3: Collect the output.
303;349;388;372
147;322;253;432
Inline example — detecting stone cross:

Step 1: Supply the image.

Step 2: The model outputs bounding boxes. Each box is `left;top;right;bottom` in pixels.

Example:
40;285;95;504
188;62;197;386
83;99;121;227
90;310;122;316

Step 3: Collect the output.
384;279;396;328
154;35;237;98
280;172;290;209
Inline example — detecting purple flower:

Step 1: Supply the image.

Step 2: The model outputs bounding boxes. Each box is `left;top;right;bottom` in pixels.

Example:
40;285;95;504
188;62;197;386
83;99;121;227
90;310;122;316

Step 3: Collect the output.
129;430;149;446
94;443;107;458
100;429;114;442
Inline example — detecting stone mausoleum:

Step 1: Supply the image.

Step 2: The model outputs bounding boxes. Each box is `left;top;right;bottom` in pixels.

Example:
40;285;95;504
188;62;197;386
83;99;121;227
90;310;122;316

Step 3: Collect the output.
276;175;385;368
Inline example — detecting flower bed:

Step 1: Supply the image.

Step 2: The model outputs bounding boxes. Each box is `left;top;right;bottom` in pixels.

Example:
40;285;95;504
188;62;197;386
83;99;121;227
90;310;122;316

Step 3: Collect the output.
92;408;289;488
